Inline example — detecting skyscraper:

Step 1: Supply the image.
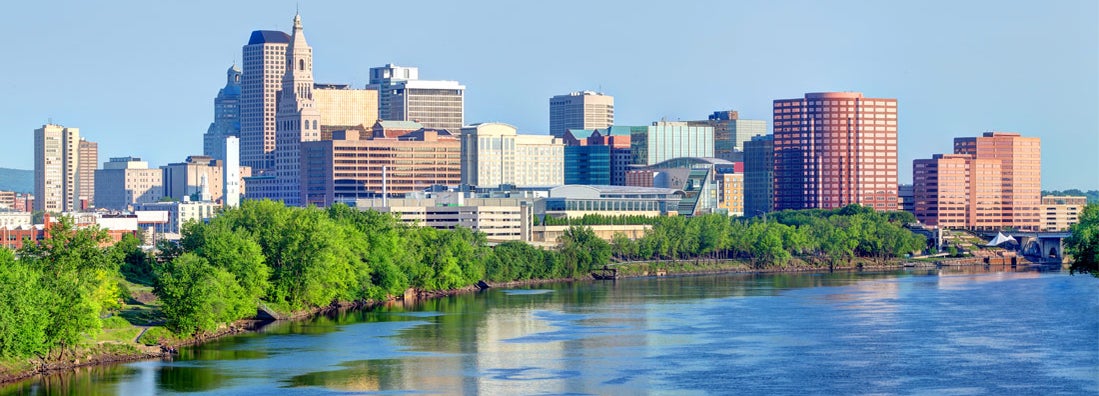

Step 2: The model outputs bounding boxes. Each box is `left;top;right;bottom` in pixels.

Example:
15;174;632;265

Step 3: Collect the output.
772;92;898;211
549;91;614;139
912;153;1003;229
688;110;766;162
953;132;1041;231
77;138;97;209
34;124;81;212
272;13;321;207
368;64;464;131
240;29;290;173
744;134;774;216
204;64;242;162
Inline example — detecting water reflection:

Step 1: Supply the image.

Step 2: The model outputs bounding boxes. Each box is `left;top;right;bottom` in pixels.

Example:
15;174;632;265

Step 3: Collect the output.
4;265;1095;395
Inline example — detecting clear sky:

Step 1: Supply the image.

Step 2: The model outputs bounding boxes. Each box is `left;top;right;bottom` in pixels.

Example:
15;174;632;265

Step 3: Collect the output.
3;0;1096;189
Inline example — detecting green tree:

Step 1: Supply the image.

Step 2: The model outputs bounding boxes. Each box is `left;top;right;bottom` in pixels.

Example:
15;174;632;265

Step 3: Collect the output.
0;248;50;359
154;253;253;335
1066;204;1099;277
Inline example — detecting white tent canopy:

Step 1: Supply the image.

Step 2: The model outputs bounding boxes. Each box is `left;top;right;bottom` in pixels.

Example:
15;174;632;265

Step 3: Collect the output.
986;232;1017;247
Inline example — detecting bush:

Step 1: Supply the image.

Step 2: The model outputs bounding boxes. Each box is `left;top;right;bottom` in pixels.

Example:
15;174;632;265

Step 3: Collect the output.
138;327;176;346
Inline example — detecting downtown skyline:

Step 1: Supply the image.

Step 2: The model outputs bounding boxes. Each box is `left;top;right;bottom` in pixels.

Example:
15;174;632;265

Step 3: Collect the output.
2;1;1096;189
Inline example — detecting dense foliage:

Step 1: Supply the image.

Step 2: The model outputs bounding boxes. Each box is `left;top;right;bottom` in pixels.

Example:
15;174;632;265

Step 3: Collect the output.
0;218;127;360
611;205;925;267
1066;204;1099;277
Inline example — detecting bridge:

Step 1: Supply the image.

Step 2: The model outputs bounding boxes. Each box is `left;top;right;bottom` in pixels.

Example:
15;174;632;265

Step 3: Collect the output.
981;231;1072;262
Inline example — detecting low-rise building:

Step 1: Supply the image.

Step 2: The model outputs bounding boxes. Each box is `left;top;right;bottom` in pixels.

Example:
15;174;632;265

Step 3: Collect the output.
539;185;682;219
133;200;220;240
0;191;15;210
94;157;163;211
356;195;529;242
0;211;32;229
1041;196;1086;231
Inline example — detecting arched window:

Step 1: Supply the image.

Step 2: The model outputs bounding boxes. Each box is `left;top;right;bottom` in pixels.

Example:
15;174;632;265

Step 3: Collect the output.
312;120;318;130
299;59;305;71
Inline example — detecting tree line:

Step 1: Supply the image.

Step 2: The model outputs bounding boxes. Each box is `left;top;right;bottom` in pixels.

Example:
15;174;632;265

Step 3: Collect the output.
0;201;926;361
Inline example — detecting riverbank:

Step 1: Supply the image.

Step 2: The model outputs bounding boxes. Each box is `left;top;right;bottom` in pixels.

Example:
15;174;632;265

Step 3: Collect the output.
0;257;929;385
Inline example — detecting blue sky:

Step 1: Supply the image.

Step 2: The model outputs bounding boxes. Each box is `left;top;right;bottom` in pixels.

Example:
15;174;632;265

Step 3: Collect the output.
2;0;1096;189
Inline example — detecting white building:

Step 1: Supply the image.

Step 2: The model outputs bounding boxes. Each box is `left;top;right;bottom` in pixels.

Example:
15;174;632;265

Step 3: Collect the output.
368;64;464;131
356;195;529;242
34;124;82;212
94;157;163;211
0;211;32;229
460;123;565;188
224;136;241;208
133;200;221;240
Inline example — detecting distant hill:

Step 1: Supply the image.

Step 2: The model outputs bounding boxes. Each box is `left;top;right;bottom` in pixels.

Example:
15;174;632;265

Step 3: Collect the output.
0;168;33;193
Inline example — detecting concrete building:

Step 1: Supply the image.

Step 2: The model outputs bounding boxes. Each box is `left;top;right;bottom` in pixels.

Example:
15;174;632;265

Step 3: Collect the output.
77;138;97;209
94;157;164;211
240;29;290;173
204;64;242;162
34;124;81;213
460;123;564;188
954;132;1041;231
0;211;32;229
719;173;745;216
372;120;424;138
161;156;223;204
0;191;14;210
314;83;379;139
300;128;461;207
369;64;464;131
357;195;528;242
1041;196;1086;231
549;91;614;139
133;200;221;240
271;13;322;207
743;134;773;217
688;110;766;162
630;121;714;166
912;154;1003;229
773;92;899;211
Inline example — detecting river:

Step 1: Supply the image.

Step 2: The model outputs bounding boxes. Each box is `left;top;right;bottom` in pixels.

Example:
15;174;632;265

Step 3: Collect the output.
5;266;1098;395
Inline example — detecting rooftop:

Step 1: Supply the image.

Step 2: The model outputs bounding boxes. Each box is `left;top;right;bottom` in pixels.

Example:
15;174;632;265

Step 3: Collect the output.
248;30;291;45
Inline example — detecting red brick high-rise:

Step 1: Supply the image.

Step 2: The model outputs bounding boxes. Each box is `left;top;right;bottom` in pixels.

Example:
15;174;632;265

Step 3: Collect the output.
773;92;898;211
952;132;1041;230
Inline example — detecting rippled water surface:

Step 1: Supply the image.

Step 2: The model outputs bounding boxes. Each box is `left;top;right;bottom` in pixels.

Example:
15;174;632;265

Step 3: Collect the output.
6;266;1098;395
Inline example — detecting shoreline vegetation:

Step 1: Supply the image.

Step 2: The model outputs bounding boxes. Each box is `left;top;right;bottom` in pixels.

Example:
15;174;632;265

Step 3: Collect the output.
2;200;1074;385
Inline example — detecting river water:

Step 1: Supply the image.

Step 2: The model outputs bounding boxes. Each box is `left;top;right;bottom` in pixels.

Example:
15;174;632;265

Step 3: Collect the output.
5;266;1098;395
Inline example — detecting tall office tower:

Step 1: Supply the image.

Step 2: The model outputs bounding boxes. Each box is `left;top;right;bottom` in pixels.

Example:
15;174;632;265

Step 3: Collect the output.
77;138;98;209
162;155;225;203
460;123;564;188
629;121;713;166
953;132;1041;231
912;154;1003;229
368;64;464;131
241;29;290;173
772;92;898;211
313;83;379;139
34;124;81;212
94;157;164;211
549;91;614;139
204;64;243;162
272;13;321;207
688;110;766;162
744;134;774;217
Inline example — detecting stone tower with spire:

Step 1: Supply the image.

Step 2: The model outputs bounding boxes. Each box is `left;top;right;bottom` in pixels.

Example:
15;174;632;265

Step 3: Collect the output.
274;12;321;207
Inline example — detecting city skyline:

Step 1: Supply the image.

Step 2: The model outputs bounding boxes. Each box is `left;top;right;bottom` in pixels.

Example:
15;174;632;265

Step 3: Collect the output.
2;1;1096;189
